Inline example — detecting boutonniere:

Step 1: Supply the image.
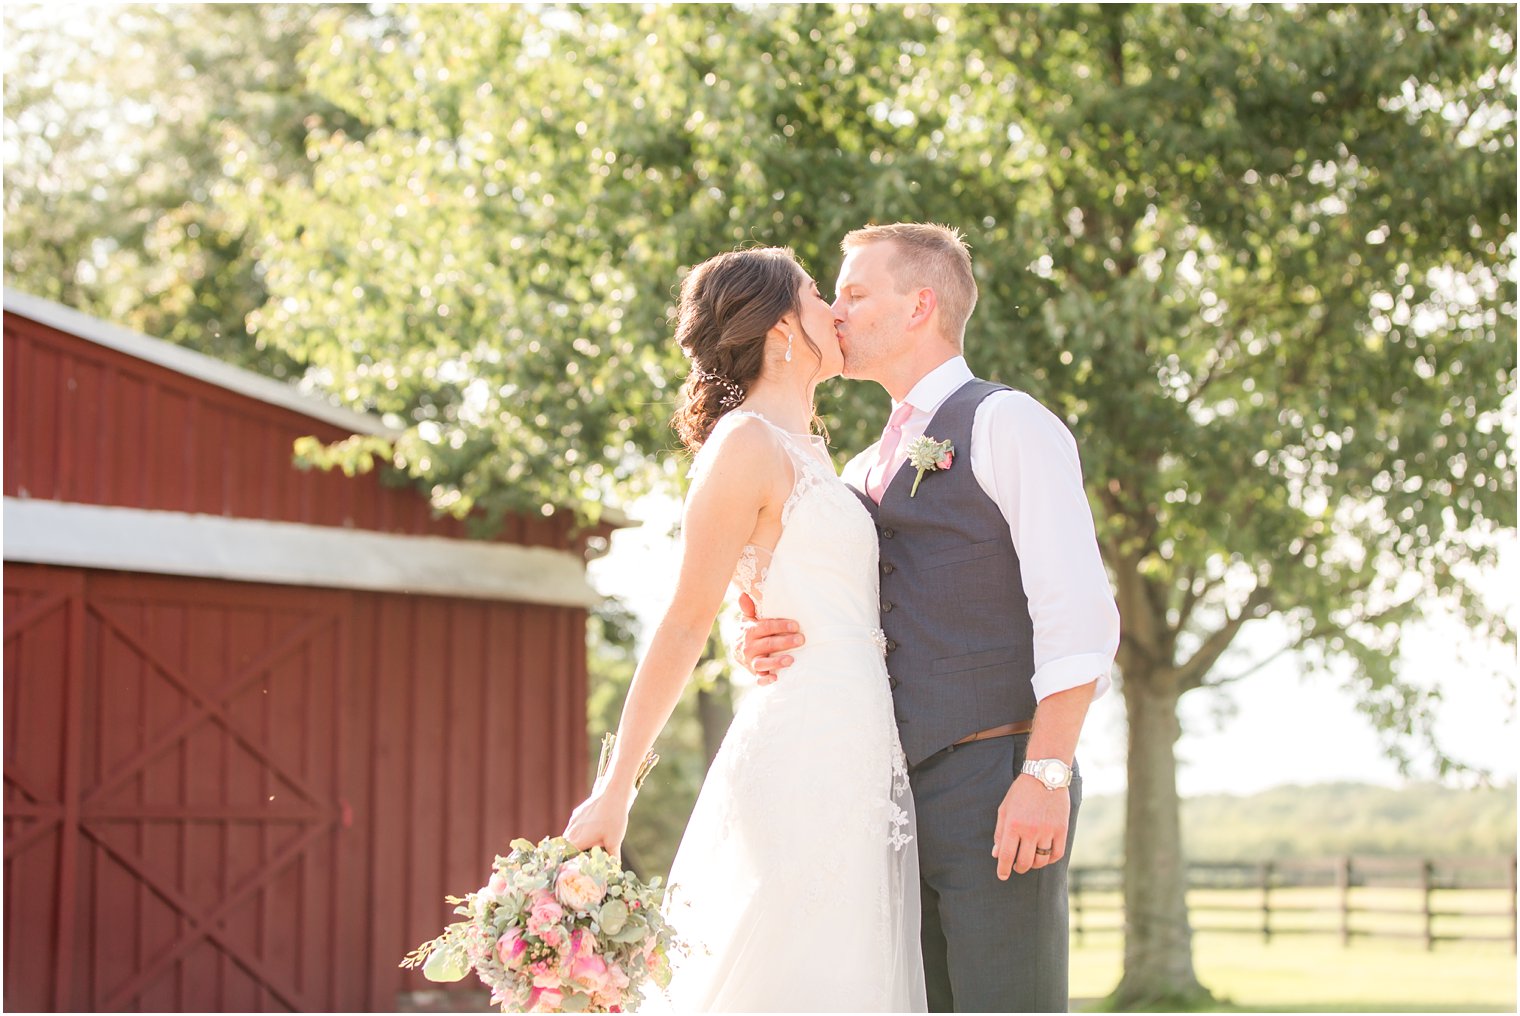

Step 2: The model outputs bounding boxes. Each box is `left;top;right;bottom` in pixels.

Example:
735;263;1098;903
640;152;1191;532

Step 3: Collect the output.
904;435;955;496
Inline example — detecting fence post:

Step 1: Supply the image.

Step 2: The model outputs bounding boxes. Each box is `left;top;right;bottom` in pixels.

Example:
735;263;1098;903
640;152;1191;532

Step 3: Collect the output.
1337;855;1352;947
1509;854;1516;956
1261;860;1274;944
1421;859;1435;951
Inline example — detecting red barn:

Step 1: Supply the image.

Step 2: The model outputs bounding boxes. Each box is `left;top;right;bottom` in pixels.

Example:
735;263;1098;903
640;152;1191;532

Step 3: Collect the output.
3;290;605;1011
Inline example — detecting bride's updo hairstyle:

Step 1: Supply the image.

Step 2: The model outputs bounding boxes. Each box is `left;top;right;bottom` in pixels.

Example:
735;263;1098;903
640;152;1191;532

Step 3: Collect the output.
672;246;819;452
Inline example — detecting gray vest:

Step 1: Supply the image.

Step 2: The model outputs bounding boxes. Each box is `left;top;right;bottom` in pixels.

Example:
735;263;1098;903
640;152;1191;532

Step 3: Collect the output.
855;379;1037;767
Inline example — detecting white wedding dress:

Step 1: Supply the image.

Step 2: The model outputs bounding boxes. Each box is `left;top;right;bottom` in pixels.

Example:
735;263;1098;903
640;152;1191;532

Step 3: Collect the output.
644;411;927;1013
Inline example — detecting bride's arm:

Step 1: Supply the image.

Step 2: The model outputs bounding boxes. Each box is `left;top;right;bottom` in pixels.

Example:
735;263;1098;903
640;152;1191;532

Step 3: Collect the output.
563;418;777;855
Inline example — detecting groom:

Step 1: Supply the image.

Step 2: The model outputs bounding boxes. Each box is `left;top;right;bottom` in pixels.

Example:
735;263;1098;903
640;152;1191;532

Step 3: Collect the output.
742;223;1119;1012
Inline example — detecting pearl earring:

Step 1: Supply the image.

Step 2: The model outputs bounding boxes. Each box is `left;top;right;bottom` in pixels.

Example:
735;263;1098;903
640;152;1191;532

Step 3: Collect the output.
785;331;794;363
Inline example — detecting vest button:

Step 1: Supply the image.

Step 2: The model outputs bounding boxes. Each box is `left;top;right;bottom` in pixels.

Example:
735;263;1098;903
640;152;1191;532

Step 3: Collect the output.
881;600;893;613
888;676;900;690
881;561;895;574
886;639;898;652
881;527;895;539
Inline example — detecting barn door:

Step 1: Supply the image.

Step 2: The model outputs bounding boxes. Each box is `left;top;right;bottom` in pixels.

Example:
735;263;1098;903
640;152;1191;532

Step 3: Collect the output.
5;566;349;1012
4;566;86;1011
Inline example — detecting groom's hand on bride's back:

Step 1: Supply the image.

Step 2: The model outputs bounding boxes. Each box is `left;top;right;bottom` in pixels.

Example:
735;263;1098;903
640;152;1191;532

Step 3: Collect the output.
737;592;803;685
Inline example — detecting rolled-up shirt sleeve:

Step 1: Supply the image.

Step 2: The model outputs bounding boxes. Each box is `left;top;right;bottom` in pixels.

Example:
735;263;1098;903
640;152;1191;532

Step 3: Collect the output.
971;391;1119;702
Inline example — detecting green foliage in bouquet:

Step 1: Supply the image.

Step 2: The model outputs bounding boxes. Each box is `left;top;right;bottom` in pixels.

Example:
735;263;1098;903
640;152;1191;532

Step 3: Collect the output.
401;836;678;1014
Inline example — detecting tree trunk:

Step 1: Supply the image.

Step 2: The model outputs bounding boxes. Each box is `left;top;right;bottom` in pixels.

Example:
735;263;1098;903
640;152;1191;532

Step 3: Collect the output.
1111;666;1214;1010
695;678;732;771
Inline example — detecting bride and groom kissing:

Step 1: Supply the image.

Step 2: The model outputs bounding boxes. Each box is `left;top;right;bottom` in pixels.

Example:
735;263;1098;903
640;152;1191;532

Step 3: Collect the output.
565;222;1119;1013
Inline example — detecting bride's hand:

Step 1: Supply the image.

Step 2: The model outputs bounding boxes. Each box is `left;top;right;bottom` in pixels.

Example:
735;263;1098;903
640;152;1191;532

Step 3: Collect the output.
563;790;631;859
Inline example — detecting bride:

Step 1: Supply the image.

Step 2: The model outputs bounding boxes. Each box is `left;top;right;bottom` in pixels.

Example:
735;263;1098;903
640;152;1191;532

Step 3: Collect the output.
563;246;926;1012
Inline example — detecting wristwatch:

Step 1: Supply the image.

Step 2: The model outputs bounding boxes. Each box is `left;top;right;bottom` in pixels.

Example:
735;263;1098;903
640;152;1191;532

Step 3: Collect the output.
1021;758;1073;790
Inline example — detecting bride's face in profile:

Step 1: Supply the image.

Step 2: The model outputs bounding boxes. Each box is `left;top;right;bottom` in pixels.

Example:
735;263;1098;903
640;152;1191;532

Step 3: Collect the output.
794;276;844;380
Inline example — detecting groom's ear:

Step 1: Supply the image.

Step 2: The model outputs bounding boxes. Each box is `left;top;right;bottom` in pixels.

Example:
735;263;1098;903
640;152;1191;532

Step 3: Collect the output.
907;287;938;331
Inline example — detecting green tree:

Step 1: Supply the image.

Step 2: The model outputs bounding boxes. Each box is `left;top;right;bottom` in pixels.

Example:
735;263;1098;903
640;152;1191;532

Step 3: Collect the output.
2;3;369;375
964;8;1516;1005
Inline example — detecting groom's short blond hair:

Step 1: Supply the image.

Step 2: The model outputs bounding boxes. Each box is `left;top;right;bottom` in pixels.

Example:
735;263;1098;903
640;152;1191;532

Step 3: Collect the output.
842;222;978;344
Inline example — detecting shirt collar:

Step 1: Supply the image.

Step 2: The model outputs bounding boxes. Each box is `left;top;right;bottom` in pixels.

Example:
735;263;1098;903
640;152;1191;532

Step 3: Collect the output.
894;356;973;417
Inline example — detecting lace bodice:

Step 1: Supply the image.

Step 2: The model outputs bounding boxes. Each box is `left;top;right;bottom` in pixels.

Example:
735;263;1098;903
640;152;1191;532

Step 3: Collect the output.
692;410;881;626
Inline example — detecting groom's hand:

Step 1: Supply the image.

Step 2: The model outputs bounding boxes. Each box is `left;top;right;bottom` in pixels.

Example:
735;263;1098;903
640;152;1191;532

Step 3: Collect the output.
992;775;1070;878
737;592;803;685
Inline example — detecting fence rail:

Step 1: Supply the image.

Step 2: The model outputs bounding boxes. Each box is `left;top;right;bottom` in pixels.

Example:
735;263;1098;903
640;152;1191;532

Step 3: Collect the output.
1070;855;1517;952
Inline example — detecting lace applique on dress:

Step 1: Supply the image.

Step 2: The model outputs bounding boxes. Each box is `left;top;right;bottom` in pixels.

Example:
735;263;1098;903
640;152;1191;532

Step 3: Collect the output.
887;724;914;852
778;445;832;528
733;543;770;606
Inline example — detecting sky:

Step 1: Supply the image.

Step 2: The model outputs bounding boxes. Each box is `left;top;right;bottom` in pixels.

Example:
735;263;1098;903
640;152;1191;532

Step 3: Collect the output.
588;491;1517;800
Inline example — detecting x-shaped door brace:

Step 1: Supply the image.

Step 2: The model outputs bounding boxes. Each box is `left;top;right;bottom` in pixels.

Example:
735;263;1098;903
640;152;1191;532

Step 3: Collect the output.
4;762;64;859
83;815;333;1012
81;605;337;812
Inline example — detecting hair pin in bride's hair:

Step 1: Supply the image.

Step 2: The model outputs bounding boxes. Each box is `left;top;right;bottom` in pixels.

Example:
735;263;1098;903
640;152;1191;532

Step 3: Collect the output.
692;369;746;411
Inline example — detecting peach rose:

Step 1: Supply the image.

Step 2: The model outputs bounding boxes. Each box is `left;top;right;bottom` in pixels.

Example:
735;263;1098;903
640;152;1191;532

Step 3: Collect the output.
554;859;606;912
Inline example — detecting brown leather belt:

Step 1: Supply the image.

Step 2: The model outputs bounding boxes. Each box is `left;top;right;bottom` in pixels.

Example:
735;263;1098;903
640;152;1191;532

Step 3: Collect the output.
954;720;1032;746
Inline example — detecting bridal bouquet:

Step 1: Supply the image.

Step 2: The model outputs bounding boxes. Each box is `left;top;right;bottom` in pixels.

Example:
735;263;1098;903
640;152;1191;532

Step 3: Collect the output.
401;835;676;1012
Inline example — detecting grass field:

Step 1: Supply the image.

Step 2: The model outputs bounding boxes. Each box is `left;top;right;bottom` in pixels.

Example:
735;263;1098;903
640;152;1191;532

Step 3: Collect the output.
1070;887;1517;1012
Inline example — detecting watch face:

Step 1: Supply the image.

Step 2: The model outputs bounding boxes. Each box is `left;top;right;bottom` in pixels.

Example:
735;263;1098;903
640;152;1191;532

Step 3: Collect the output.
1041;760;1070;785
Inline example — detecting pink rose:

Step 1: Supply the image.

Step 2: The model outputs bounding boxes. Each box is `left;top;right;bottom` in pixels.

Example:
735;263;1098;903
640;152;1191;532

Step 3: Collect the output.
937;450;954;470
488;872;510;895
529;986;564;1012
555;859;607;912
530;889;561;916
497;927;527;968
526;895;564;937
529;960;561;989
569;928;596;959
592;962;631;1009
569;951;609;992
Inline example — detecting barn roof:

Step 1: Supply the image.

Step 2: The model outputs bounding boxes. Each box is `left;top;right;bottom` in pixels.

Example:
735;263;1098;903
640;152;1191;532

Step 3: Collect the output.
3;289;399;439
2;289;615;608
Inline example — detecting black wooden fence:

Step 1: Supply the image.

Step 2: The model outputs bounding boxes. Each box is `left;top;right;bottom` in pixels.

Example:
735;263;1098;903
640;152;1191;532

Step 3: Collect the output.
1070;855;1517;951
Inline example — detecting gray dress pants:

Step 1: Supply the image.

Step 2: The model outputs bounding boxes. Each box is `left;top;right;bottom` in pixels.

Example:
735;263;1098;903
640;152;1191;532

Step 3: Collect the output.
909;732;1082;1013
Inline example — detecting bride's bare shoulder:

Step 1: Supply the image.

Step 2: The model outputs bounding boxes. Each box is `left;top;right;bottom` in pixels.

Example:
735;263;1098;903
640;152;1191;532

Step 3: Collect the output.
688;412;790;494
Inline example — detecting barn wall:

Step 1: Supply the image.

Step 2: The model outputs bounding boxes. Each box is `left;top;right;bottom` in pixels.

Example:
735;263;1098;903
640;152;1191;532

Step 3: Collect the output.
3;563;589;1011
2;312;578;550
347;587;589;1010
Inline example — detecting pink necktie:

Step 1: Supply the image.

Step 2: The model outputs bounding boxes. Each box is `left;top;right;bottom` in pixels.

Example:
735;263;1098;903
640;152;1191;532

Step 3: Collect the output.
867;402;915;504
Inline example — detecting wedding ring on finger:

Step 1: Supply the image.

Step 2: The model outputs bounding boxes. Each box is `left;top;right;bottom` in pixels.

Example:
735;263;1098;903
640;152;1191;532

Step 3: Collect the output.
1034;846;1053;856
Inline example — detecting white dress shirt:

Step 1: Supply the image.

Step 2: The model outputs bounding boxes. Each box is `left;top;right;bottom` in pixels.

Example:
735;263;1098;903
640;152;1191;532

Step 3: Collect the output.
842;357;1118;702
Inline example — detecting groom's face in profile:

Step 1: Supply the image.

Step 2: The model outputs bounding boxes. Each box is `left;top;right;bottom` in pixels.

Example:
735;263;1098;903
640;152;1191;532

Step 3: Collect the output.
832;241;913;383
